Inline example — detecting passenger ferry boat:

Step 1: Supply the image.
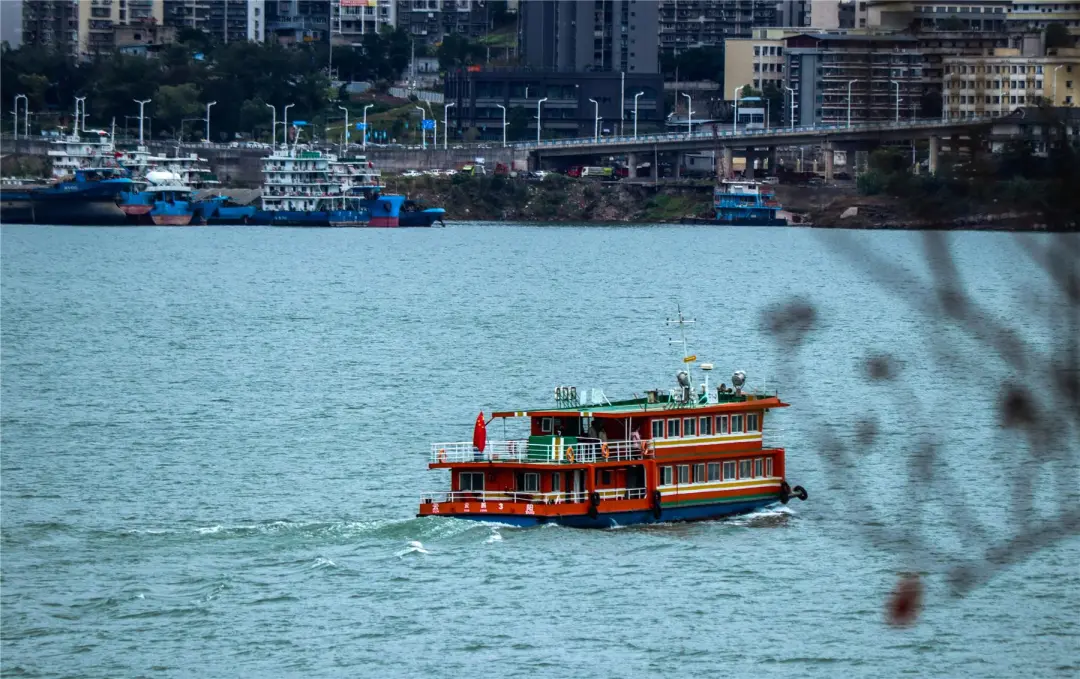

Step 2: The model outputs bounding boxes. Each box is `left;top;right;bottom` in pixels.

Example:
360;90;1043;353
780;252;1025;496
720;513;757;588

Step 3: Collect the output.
683;180;787;226
418;312;807;528
141;170;196;226
255;147;404;227
117;147;221;222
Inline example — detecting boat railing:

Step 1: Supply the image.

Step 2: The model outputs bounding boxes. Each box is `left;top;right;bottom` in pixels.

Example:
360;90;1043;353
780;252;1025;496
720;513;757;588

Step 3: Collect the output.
430;438;645;464
419;487;647;505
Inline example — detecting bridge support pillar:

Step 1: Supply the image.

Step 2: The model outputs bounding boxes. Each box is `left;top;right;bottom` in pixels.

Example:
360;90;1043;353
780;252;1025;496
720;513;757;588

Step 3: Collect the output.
745;152;756;179
823;142;834;182
674;153;683;179
722;147;733;179
767;146;778;175
627;152;638;178
929;136;940;175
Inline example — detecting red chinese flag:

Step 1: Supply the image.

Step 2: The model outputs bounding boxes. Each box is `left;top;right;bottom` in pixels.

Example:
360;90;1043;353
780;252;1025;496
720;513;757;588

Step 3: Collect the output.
473;411;487;453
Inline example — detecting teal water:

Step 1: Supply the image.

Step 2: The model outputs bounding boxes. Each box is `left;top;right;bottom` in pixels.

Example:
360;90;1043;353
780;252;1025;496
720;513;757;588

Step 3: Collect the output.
2;224;1077;678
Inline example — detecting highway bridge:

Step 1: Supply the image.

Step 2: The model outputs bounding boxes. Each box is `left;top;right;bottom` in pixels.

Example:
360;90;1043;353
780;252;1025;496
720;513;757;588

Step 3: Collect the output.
514;116;994;179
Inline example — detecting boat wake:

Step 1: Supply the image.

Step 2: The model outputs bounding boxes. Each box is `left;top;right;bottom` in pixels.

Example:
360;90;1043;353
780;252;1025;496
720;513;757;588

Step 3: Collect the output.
396;540;431;557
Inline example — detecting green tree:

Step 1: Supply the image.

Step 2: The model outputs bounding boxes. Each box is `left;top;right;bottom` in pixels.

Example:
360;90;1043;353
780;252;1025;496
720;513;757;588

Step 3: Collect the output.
154;83;202;136
506;106;530;141
1045;22;1074;49
437;34;484;71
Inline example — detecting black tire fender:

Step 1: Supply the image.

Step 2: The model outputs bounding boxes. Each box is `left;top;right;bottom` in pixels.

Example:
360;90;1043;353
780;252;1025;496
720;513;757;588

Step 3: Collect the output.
793;485;808;501
780;481;792;505
651;489;662;520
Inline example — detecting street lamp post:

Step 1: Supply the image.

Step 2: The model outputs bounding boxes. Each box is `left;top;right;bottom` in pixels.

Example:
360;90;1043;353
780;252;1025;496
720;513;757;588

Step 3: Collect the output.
890;80;900;123
1053;64;1064;104
362;103;374;149
535;97;548;144
785;86;795;129
444;101;455;150
496;103;506;147
75;96;86;134
134;98;151;145
283;103;295;144
847;79;857;128
414;105;426;149
733;85;745;133
682;92;692;134
338;105;349;152
14;94;27;139
205;101;216;142
265;103;277;148
589;98;599;141
633;91;644;140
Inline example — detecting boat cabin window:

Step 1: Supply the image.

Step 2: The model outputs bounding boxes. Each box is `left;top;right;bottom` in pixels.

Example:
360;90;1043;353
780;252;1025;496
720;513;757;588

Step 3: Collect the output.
748;413;760;432
717;415;729;434
677;465;690;484
667;419;681;438
551;472;561;492
595;469;612;485
651;420;664;439
661;465;673;485
732;414;745;433
700;416;712;435
708;462;721;481
723;461;736;480
754;458;764;478
683;418;696;436
541;417;553;434
739;460;752;479
766;458;774;477
459;472;484;491
517;472;540;492
693;463;706;483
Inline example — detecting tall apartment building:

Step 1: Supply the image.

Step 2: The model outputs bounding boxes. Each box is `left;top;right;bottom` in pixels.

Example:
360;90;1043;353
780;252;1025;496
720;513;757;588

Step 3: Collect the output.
520;0;659;73
724;35;786;99
943;47;1080;118
865;0;1012;32
330;0;396;41
163;0;265;43
784;32;924;126
395;0;489;47
657;0;792;59
23;0;166;59
265;0;330;44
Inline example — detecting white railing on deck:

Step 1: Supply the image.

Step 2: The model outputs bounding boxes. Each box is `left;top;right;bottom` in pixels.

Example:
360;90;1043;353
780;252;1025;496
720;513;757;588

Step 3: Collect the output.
430;439;645;464
420;487;648;505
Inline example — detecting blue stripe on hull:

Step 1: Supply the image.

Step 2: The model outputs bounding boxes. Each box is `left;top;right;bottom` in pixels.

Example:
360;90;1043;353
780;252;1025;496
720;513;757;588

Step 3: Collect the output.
429;498;778;529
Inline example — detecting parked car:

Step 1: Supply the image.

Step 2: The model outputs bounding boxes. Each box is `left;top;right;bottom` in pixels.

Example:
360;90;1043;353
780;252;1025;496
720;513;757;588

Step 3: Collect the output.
443;169;458;176
532;170;550;181
402;170;422;178
762;176;780;185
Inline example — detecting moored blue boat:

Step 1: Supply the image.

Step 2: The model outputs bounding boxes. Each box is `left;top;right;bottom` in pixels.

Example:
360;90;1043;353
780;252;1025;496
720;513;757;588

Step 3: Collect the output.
681;180;788;226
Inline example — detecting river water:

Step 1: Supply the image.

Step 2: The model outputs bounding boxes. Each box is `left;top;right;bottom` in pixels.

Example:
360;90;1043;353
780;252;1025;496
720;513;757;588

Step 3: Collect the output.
2;224;1077;678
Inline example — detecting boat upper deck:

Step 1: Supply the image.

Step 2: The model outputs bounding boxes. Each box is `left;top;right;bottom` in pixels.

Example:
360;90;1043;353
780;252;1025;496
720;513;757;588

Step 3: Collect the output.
492;390;786;420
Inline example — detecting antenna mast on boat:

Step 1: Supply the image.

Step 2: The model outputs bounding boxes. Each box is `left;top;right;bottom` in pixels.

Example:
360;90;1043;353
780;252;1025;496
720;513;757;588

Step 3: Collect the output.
666;305;697;401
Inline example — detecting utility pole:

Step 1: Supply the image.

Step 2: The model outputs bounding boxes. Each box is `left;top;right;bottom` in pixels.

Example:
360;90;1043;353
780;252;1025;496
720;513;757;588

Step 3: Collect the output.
134;98;151;145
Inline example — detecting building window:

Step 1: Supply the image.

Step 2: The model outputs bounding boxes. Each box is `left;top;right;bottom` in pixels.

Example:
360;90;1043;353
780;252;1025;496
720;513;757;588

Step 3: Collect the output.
694;463;706;483
652;420;664;439
707;462;721;481
661;465;673;485
747;413;760;431
459;471;484;491
731;414;744;433
739;459;752;479
723;461;736;480
677;464;690;484
754;458;764;478
700;416;712;436
684;417;696;436
667;418;681;437
766;457;773;477
717;415;728;434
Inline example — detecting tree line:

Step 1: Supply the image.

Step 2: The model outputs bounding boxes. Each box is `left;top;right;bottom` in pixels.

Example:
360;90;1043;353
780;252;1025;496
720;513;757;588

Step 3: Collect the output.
0;29;413;141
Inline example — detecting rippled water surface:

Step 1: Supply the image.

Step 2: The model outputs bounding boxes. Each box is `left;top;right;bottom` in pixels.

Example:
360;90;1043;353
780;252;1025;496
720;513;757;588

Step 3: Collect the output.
2;224;1077;678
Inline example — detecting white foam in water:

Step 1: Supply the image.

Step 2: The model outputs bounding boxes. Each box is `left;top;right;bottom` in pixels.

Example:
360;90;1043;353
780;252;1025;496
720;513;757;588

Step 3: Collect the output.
484;528;503;544
396;540;431;557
